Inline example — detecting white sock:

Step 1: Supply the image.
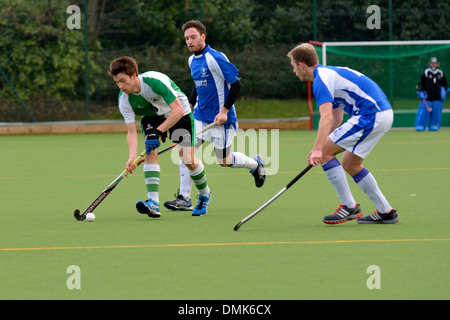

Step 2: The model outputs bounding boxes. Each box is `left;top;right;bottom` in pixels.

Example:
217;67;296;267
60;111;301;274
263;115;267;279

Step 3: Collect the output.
229;152;258;170
179;160;192;200
322;158;356;208
353;168;392;213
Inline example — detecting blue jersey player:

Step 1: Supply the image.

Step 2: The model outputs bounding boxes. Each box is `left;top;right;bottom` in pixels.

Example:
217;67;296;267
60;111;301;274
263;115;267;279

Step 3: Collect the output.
288;43;399;225
164;20;266;212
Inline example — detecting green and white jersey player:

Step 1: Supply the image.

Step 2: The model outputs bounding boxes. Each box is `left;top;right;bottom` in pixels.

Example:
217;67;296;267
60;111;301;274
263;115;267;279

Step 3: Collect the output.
108;56;212;217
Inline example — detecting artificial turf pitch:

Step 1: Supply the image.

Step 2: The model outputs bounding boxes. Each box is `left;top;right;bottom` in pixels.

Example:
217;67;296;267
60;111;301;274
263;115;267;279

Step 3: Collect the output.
0;129;449;300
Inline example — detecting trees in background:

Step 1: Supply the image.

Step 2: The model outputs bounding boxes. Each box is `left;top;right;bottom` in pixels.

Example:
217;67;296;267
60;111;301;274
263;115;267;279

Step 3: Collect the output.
1;0;449;120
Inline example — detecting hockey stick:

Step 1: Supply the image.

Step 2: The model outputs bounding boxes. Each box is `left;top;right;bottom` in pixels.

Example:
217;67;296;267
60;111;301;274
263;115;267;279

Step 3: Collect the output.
73;150;146;221
234;164;313;231
74;121;217;221
422;99;432;112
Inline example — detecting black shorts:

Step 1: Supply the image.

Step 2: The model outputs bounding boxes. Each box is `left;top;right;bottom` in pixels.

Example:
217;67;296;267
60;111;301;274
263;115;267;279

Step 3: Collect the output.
140;113;196;147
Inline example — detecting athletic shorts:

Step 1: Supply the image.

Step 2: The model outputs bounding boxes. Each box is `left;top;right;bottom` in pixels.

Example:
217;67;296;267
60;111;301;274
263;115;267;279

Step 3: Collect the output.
195;120;237;159
329;109;393;159
140;113;196;147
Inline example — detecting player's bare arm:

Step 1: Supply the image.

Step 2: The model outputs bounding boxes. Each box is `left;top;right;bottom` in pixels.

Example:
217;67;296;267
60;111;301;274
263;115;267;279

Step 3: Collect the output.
331;107;344;132
309;102;333;166
156;98;185;133
125;121;139;175
143;98;185;160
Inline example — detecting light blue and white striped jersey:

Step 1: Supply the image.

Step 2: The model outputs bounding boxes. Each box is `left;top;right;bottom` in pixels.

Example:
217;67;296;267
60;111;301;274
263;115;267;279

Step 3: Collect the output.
188;45;239;124
313;64;392;117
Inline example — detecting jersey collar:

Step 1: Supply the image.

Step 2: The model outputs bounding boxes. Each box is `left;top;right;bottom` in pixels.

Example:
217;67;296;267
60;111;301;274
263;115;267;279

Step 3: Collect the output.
193;44;210;57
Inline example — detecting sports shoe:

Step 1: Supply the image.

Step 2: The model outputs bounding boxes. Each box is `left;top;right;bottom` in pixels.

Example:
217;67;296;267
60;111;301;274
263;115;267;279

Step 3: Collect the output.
429;125;440;131
136;199;161;218
192;193;211;216
357;209;399;224
164;190;193;211
250;154;266;188
416;126;425;132
323;203;363;224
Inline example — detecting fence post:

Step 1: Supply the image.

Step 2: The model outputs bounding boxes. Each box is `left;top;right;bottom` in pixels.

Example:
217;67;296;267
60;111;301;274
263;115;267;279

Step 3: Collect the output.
84;0;90;120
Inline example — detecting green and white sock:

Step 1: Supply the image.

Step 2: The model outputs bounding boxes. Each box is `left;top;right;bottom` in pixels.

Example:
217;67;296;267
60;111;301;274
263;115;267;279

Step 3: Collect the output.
144;163;160;203
188;161;210;196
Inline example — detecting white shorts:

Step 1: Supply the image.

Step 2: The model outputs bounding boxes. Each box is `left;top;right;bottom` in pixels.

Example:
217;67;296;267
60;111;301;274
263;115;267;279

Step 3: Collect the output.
195;120;238;150
329;109;393;159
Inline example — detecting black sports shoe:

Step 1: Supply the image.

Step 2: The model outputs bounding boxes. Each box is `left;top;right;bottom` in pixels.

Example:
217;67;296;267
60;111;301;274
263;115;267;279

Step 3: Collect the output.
250;154;266;188
357;209;399;224
323;204;363;224
163;190;193;211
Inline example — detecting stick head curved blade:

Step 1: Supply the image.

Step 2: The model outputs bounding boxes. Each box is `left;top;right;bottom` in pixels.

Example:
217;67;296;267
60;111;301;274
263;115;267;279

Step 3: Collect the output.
73;209;85;221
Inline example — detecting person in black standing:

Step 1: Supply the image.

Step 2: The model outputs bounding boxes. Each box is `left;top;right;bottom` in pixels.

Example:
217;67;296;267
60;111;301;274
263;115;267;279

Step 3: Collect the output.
415;57;448;131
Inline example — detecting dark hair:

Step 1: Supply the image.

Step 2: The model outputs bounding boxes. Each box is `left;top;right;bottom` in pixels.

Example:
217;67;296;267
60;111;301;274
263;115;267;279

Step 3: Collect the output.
108;56;138;77
181;20;206;35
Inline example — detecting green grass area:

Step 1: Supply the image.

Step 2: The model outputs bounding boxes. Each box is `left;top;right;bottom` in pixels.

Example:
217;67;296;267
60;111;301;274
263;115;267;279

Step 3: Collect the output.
90;99;312;120
92;98;450;121
0;129;449;300
235;99;311;118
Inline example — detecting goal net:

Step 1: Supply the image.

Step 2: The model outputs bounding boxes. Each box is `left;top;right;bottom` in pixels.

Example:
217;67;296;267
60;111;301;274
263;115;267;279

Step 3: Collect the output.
310;40;450;107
